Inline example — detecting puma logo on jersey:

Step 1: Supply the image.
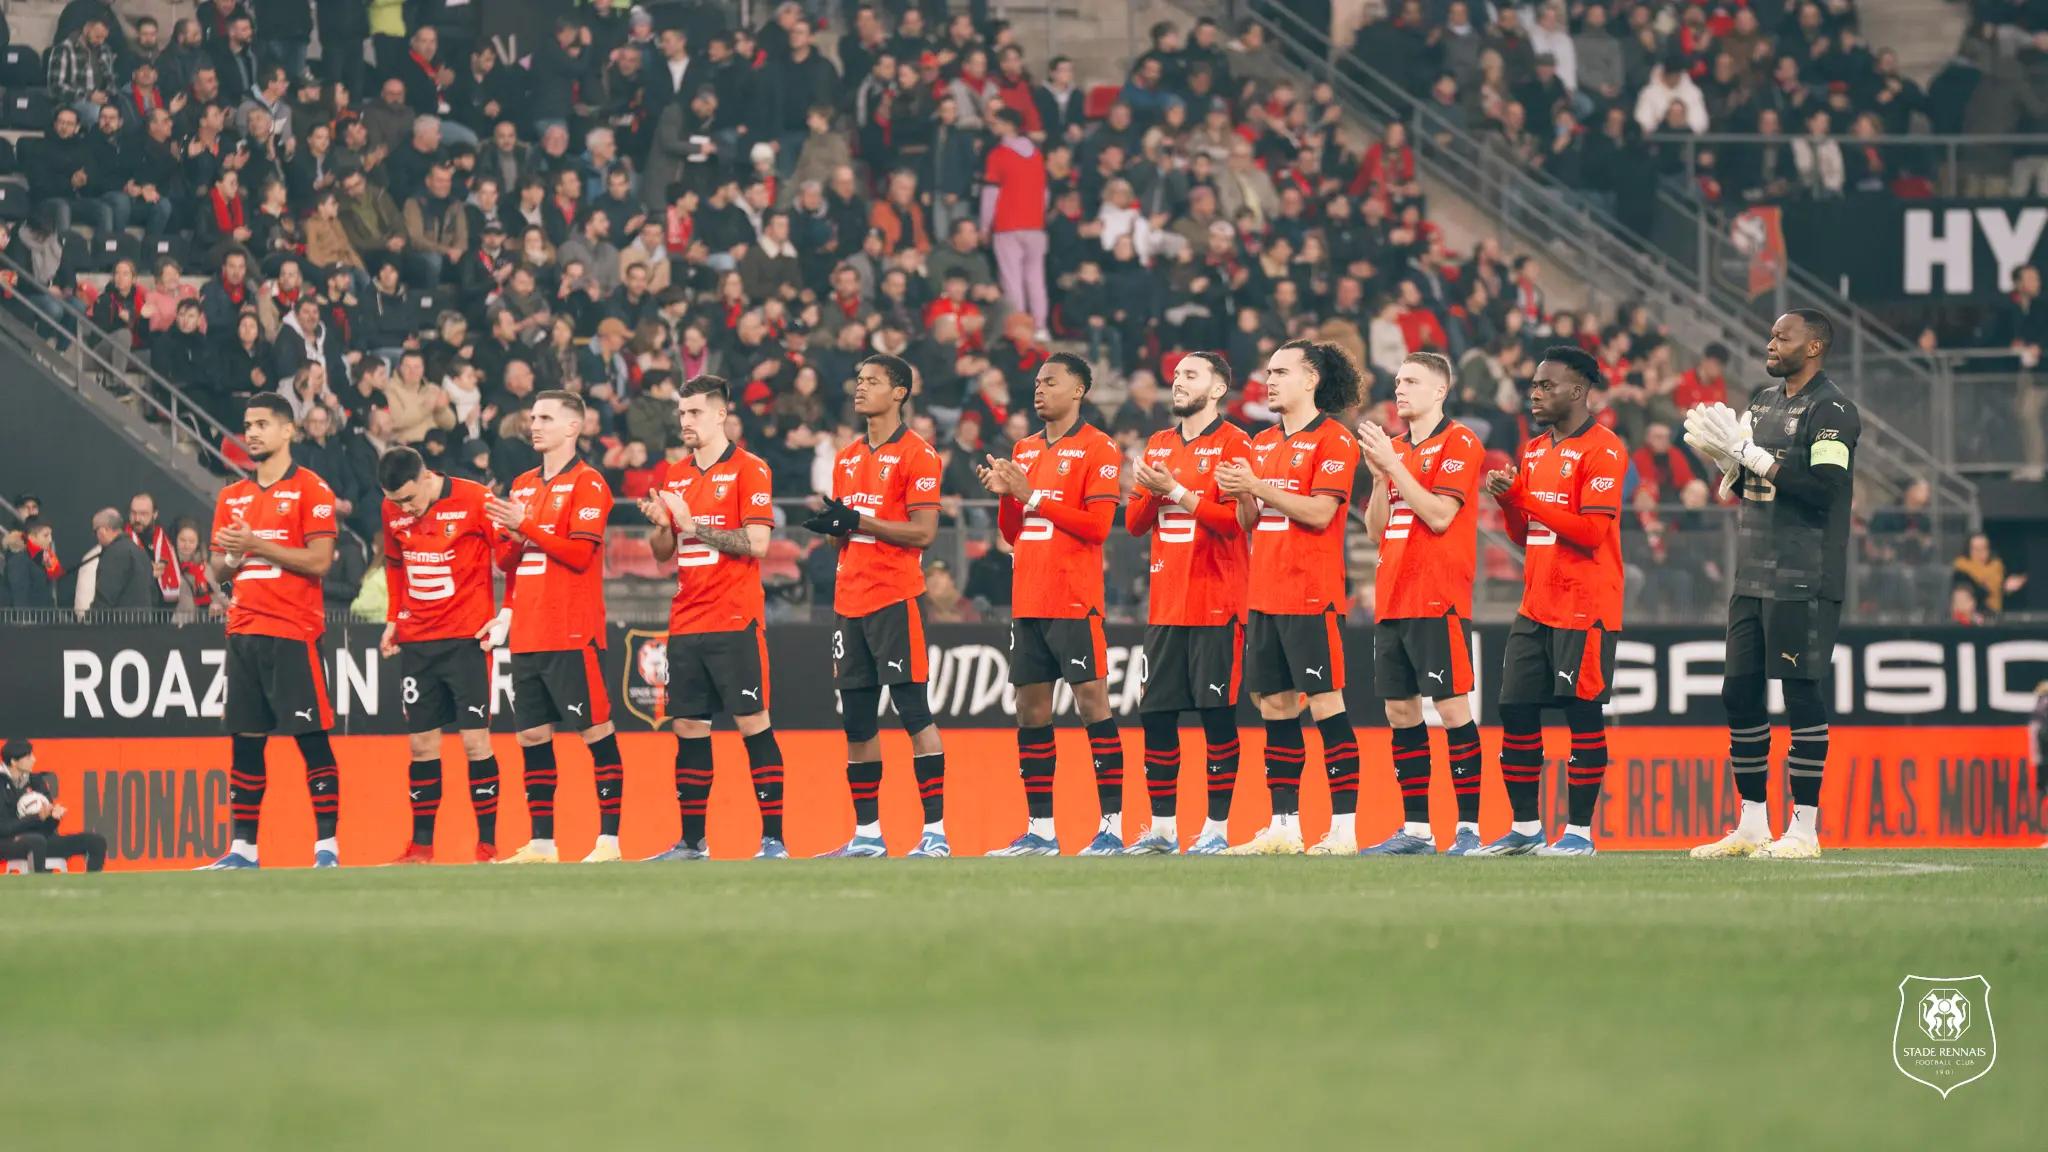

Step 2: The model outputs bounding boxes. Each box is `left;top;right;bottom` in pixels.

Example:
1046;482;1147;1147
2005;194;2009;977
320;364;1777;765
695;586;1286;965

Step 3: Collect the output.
887;660;904;671
566;703;585;716
1304;666;1324;680
1780;652;1801;666
1427;670;1445;684
294;708;315;721
1557;671;1576;685
742;688;760;700
468;705;486;717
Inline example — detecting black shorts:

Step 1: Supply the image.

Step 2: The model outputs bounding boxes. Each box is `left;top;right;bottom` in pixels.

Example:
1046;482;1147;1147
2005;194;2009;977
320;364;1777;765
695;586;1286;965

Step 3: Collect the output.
833;599;927;689
1009;614;1107;687
1498;614;1619;706
668;621;770;718
399;638;493;733
510;645;611;731
1139;621;1243;713
224;633;333;735
1726;595;1840;682
1244;608;1346;697
1374;614;1475;700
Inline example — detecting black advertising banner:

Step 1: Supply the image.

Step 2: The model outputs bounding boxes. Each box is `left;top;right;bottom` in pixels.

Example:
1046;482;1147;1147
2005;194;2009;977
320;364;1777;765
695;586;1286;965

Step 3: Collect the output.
4;621;2045;737
1781;199;2048;301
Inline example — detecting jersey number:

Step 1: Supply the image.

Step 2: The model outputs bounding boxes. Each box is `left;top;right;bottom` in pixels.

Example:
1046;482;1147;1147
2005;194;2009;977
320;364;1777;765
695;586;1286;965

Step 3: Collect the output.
1157;508;1195;544
236;559;282;581
676;542;720;568
516;551;547;576
408;563;456;601
1019;515;1055;542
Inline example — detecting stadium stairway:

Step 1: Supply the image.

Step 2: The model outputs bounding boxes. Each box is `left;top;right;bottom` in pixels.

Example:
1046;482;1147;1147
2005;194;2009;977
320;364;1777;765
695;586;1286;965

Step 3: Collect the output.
0;269;244;544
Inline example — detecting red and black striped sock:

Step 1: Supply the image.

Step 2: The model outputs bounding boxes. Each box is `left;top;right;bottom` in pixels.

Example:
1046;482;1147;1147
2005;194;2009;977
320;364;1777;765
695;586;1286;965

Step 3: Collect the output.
1086;719;1124;816
524;741;559;840
1499;705;1544;823
673;736;712;846
228;734;266;843
1263;717;1305;816
913;752;945;824
1140;710;1180;819
408;757;442;844
467;756;500;846
1445;722;1482;824
588;732;624;837
1564;703;1608;827
297;732;338;840
1018;725;1056;819
847;760;883;827
743;729;785;840
1391;722;1431;824
1201;707;1238;822
1318;713;1360;816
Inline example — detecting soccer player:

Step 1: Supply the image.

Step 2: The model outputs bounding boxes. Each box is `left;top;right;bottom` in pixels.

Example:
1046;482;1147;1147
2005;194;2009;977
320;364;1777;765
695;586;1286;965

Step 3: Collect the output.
1216;340;1362;856
640;375;786;861
1474;346;1628;857
377;446;503;864
1123;351;1252;856
809;354;951;859
1355;352;1487;856
200;394;341;869
486;391;623;864
1685;309;1860;859
977;352;1125;856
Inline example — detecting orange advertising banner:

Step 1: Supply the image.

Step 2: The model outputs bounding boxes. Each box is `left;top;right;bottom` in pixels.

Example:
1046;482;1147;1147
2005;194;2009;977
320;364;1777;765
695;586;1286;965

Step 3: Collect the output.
26;727;2042;870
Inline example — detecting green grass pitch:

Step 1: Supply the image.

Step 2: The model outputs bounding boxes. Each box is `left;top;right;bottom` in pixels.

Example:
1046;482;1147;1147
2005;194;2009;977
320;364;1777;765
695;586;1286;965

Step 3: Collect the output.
3;852;2041;1149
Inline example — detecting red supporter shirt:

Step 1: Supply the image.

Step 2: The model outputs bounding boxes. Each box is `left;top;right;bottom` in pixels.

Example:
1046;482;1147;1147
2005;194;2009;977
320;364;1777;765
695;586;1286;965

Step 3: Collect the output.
382;476;498;643
1376;418;1484;620
831;425;942;617
212;464;336;641
1010;421;1121;618
983;136;1048;234
1512;419;1628;630
1247;415;1358;615
659;443;775;634
502;459;613;653
1673;369;1727;412
1127;417;1252;627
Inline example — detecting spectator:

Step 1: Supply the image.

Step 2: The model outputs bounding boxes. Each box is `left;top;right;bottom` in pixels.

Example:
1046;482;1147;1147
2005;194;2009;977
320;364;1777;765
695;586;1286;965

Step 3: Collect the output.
384;349;457;443
403;163;469;284
1633;422;1697;496
1792;109;1844;199
339;169;411;282
48;16;118;118
1634;53;1708;135
29;107;109;237
1953;533;2027;616
738;211;803;300
1674;342;1730;410
983;108;1048;330
1991;265;2047;480
922;560;979;622
126;493;180;606
0;740;107;873
868;169;931;255
85;507;155;613
3;519;62;609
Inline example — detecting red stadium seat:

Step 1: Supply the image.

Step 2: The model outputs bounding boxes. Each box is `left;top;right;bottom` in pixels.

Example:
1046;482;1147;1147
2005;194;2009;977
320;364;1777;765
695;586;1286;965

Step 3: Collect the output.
1084;84;1121;120
605;533;666;579
762;538;803;583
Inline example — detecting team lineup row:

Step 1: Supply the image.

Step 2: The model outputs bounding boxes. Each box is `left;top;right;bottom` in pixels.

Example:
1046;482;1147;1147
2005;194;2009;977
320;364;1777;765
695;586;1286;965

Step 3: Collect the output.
194;314;1859;867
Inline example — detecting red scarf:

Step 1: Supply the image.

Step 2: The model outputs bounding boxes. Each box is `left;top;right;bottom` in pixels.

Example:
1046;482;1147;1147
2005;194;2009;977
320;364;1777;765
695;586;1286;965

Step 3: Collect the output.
666;204;694;254
412;52;440;88
130;82;162;119
835;291;860;319
210;187;245;235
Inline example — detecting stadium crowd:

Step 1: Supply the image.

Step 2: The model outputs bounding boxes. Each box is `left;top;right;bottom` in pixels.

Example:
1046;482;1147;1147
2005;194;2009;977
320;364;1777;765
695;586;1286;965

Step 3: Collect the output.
0;0;2003;622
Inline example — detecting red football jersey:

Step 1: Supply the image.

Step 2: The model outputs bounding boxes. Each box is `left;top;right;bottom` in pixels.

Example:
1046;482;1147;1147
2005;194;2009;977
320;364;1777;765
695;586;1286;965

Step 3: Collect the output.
1128;417;1252;627
831;425;942;617
1246;414;1357;615
658;443;775;634
504;459;613;653
382;476;498;643
212;463;337;640
1513;419;1628;630
1375;419;1485;620
1011;421;1121;619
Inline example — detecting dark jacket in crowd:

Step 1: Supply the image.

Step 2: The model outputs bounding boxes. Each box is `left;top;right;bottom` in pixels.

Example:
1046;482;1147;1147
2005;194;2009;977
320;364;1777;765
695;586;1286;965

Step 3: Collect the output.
89;532;156;611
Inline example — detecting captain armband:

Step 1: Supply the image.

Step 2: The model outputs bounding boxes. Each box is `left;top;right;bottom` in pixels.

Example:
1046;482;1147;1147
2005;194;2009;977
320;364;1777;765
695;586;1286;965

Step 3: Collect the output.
1809;440;1850;469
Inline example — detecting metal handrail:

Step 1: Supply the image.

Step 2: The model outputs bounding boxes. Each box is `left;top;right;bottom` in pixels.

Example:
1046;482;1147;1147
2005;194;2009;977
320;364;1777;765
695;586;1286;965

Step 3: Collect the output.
1222;1;1976;523
0;248;250;480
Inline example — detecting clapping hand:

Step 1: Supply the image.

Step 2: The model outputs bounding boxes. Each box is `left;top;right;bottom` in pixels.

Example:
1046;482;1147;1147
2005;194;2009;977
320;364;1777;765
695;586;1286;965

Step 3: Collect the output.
1214;459;1260;498
1355;420;1399;477
802;496;861;537
1131;460;1177;496
1484;466;1517;498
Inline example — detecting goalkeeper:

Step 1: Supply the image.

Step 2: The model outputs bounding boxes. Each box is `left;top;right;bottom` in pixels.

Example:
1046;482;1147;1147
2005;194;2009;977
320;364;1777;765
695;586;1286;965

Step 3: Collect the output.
1682;310;1860;860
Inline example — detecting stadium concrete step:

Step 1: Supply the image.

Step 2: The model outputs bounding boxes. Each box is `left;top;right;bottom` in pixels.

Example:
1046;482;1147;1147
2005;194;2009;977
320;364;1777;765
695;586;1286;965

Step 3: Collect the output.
1858;0;1971;82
